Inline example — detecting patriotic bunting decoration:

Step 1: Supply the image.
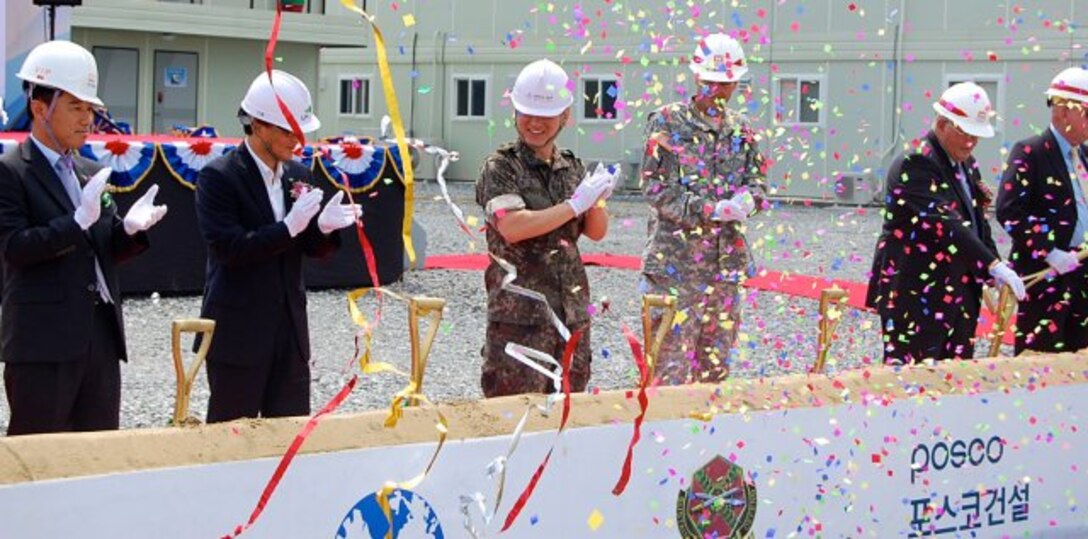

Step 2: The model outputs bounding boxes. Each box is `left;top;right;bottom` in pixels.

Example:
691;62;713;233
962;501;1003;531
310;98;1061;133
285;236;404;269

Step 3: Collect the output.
315;139;387;193
159;140;237;190
79;139;157;192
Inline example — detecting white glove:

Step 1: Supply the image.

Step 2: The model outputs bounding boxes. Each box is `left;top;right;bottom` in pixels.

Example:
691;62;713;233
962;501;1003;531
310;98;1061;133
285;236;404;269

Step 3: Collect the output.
73;168;111;230
283;188;324;237
123;184;169;235
591;162;623;202
317;190;363;234
1045;248;1080;275
713;192;756;223
567;169;610;216
989;262;1026;301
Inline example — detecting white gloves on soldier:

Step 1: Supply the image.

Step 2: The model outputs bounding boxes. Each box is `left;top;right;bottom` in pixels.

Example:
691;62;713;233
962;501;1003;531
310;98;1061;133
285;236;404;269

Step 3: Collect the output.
123;184;169;236
713;191;756;223
1045;248;1080;275
73;168;111;230
283;188;324;237
317;191;363;234
567;164;618;216
989;262;1027;301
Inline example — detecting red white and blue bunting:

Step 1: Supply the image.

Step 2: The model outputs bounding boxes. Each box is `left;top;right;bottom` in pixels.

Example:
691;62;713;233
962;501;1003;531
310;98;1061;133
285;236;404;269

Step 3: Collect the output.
315;139;387;193
78;139;157;192
159;140;237;190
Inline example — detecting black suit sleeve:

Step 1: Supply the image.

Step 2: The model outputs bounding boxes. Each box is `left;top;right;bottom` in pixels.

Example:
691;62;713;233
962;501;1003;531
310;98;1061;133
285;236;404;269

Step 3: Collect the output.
195;164;295;268
109;216;150;264
886;155;999;271
996;140;1055;256
0;160;86;268
300;219;341;258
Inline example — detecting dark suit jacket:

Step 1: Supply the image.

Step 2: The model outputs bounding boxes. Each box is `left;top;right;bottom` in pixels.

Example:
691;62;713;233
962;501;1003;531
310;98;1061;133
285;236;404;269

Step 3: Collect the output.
0;139;149;364
866;131;1000;316
996;127;1082;275
195;143;340;367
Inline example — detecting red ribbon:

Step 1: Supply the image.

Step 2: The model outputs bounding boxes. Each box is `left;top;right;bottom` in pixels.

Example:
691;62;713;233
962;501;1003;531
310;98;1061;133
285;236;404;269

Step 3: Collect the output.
263;3;307;148
611;322;650;496
938;98;969;119
500;329;584;533
222;375;359;538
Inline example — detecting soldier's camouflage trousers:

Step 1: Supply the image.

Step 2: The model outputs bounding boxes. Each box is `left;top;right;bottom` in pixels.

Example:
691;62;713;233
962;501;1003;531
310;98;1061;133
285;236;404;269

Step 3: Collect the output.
481;321;591;398
640;273;741;385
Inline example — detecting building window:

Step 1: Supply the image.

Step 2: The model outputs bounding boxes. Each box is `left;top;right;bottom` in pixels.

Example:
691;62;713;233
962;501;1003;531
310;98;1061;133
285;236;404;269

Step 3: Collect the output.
454;76;488;118
944;75;1002;132
774;76;824;125
583;77;619;121
338;76;371;116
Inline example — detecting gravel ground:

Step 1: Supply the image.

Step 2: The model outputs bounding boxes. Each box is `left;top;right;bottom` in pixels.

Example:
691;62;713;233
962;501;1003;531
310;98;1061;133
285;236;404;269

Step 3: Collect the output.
0;182;1014;432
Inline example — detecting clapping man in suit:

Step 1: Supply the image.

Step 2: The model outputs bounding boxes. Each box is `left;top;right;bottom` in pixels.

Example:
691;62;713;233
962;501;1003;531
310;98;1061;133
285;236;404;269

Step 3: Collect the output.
867;82;1026;364
195;71;361;422
996;67;1088;354
0;41;166;435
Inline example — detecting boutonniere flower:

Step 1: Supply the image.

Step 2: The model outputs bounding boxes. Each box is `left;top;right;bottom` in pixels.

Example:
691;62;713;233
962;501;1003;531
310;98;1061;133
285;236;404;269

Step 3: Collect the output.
289;179;314;200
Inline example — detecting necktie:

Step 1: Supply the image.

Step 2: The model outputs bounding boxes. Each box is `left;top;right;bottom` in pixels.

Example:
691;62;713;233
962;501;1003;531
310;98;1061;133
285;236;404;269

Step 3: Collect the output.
57;157;114;304
956;164;976;229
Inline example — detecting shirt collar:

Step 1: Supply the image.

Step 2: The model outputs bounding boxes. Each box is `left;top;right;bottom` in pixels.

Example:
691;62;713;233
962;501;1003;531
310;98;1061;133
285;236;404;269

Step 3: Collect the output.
244;140;283;186
29;134;68;170
1049;123;1076;157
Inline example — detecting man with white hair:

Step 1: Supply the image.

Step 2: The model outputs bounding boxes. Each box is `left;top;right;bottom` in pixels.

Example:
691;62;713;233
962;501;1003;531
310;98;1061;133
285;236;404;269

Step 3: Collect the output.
996;67;1088;354
867;82;1025;364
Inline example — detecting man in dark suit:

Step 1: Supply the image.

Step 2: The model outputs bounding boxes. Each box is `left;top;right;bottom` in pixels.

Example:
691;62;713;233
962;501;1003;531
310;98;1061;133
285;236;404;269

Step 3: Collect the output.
0;41;166;435
996;67;1088;354
867;82;1025;364
196;70;360;422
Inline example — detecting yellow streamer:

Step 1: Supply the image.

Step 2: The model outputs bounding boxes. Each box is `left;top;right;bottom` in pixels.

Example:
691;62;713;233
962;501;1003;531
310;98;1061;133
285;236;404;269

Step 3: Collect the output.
345;287;448;539
339;0;417;267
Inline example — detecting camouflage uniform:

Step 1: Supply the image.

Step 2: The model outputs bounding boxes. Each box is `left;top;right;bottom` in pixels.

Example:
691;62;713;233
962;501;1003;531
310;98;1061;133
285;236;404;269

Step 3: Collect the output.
475;141;592;397
639;101;767;384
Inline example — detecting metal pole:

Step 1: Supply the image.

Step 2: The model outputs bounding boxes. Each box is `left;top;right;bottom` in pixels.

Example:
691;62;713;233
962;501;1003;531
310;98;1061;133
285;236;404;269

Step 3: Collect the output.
48;6;57;40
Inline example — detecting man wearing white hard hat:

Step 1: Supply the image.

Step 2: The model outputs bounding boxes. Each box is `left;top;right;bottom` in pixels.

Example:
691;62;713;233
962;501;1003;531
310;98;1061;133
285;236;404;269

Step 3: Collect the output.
195;70;361;422
867;82;1025;364
638;32;768;385
475;59;616;397
996;67;1088;354
0;40;166;435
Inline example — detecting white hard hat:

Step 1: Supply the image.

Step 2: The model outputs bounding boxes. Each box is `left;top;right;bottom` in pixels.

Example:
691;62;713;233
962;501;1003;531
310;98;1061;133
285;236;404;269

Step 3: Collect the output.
689;33;748;83
16;40;103;108
240;70;321;133
1045;67;1088;104
932;82;995;138
510;59;573;117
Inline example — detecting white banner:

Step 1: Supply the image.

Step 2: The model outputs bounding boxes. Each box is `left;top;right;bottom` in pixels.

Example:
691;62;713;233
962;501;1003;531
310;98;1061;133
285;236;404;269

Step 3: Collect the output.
1;381;1084;538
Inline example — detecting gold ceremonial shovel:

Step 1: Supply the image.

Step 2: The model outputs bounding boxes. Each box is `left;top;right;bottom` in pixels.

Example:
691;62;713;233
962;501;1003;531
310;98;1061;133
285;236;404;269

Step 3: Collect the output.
407;297;446;406
171;318;215;426
812;286;848;374
987;248;1088;357
641;294;677;372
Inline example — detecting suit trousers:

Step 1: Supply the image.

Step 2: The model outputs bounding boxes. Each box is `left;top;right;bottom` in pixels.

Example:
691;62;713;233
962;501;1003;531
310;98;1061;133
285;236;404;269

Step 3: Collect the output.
3;302;121;436
205;307;310;423
1016;264;1088;354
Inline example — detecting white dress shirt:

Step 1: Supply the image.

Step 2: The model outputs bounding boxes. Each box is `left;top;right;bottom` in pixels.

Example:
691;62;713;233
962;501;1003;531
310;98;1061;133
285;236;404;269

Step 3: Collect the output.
246;141;286;221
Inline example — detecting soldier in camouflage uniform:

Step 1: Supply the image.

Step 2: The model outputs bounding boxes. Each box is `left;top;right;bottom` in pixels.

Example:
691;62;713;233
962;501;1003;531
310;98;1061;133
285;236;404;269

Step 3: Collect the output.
640;33;768;385
475;59;618;397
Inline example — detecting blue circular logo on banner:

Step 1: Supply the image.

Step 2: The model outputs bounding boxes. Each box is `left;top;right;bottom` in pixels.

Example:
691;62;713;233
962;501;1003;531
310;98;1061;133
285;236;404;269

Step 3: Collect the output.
335;488;444;539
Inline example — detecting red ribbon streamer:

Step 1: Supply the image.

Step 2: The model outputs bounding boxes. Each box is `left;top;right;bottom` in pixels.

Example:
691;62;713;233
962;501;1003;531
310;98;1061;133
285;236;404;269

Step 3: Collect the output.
222;375;358;538
611;322;650;496
263;3;307;148
500;329;583;533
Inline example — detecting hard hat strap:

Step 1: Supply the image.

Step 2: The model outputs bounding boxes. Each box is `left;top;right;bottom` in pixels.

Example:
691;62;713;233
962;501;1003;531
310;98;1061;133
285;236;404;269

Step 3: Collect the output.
40;88;75;160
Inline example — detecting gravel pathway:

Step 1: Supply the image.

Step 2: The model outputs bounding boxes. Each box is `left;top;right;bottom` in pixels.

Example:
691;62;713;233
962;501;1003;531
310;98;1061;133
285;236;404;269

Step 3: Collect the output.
0;182;1014;432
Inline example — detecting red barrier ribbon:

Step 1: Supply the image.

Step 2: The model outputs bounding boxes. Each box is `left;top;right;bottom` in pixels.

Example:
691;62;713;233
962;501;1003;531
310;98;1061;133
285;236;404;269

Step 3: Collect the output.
499;329;583;533
611;322;650;496
222;375;358;538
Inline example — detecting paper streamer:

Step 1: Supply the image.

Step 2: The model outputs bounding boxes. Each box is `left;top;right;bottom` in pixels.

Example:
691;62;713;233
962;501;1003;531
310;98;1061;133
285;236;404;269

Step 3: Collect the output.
611;322;651;496
339;0;417;267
